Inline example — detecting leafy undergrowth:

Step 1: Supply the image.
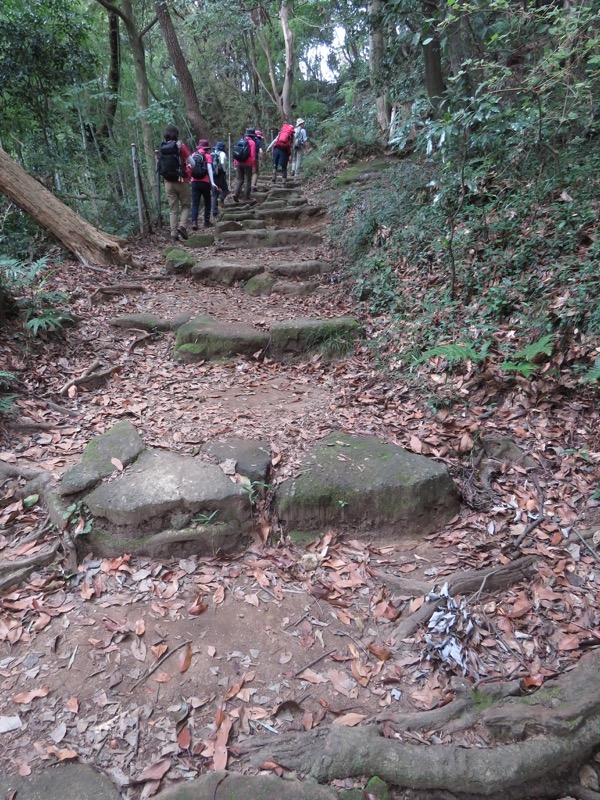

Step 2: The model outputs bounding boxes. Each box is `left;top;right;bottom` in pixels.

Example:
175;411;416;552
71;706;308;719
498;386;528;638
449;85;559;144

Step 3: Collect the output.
0;203;599;796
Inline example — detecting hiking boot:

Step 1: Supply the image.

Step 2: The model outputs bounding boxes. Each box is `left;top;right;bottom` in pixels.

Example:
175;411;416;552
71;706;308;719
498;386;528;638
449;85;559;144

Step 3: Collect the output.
170;234;179;242
191;223;198;231
232;195;239;203
177;226;188;240
218;199;225;210
204;220;213;228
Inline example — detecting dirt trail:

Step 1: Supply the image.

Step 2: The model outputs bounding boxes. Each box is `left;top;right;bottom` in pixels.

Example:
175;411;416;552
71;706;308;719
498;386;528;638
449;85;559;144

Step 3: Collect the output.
1;173;599;797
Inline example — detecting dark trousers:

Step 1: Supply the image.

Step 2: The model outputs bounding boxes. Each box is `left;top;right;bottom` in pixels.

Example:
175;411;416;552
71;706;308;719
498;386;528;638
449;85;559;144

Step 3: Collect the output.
211;173;229;215
272;147;289;180
234;165;252;200
191;181;212;225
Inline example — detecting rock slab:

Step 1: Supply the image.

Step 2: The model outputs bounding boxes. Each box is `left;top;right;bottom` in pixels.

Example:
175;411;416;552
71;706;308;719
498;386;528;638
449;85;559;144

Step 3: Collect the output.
202;437;271;483
0;765;121;800
276;432;459;535
60;421;145;496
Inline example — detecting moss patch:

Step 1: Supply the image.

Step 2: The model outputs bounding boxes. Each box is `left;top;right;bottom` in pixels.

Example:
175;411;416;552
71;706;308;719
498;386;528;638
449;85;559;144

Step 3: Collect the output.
244;273;276;297
334;160;391;187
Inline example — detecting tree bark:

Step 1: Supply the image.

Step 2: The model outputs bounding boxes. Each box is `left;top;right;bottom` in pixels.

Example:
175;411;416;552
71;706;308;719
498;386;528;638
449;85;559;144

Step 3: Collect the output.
239;649;600;799
96;11;121;151
154;0;210;141
93;0;156;189
279;0;295;122
423;0;446;111
369;0;391;133
0;149;133;268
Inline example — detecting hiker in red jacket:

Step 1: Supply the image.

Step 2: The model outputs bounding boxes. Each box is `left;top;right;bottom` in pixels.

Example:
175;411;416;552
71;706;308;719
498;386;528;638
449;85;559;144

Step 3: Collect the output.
188;138;217;229
232;128;256;202
266;122;294;186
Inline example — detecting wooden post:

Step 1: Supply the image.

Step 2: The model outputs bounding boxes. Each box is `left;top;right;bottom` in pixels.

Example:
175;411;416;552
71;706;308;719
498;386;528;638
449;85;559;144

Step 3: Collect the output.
131;143;146;234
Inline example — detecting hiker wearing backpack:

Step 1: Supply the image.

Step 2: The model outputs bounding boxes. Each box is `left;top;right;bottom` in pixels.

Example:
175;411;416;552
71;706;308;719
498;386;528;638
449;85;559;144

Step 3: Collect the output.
266;122;294;185
188;138;218;229
291;118;308;178
232;128;256;202
211;141;229;219
157;124;192;242
251;129;265;192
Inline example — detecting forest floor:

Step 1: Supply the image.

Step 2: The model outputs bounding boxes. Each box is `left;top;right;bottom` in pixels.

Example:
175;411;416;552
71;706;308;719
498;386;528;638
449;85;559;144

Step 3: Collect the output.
0;168;599;798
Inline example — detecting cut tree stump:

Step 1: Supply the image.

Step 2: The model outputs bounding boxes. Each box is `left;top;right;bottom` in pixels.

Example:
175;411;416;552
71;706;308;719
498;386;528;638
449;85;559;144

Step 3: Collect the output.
0;149;134;267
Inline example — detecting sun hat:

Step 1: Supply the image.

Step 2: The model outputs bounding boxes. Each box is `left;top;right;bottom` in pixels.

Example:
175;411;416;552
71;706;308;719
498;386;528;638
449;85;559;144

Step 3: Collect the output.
215;141;226;150
296;118;305;126
246;128;256;136
197;138;210;148
255;129;263;137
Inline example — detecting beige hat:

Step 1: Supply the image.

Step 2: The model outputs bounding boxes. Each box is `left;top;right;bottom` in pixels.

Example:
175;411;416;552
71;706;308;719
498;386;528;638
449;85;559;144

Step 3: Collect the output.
296;118;305;126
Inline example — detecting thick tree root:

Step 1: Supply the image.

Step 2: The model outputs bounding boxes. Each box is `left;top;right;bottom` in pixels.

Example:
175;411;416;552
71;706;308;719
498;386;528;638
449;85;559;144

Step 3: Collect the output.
236;648;600;799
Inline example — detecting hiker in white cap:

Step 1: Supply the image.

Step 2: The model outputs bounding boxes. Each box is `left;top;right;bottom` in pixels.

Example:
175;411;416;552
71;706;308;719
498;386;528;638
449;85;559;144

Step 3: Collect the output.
291;118;308;178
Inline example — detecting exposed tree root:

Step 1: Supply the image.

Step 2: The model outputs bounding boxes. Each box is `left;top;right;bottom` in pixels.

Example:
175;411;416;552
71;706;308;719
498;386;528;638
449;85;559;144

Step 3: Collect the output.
235;649;600;800
0;542;60;592
386;555;536;641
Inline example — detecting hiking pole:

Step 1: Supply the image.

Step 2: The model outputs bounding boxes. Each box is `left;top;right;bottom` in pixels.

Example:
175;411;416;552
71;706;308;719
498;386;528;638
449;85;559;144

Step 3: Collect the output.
228;133;232;188
155;148;162;226
131;143;146;234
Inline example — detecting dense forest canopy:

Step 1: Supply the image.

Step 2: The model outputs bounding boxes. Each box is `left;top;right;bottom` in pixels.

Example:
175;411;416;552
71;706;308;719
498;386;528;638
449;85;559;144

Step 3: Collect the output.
0;0;598;354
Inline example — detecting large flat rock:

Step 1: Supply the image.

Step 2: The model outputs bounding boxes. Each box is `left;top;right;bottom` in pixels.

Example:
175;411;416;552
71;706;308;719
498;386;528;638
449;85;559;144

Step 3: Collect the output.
276;432;459;535
0;765;121;800
60;421;145;496
175;316;269;361
202;437;271;483
154;771;337;800
219;229;323;249
269;260;333;278
190;261;263;285
269;316;361;358
82;449;252;557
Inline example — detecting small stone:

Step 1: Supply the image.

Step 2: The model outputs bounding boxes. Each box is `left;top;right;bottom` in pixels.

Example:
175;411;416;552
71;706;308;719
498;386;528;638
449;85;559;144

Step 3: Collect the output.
579;764;599;790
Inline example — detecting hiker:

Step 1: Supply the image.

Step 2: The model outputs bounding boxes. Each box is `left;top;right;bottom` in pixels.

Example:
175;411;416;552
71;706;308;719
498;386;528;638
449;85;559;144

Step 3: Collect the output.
211;141;229;220
266;122;295;185
251;129;265;192
291;118;308;178
157;124;191;242
188;138;218;229
232;128;256;202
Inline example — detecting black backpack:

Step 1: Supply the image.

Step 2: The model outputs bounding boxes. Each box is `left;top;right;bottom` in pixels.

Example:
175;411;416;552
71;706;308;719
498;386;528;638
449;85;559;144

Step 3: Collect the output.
157;140;182;181
233;137;250;162
190;152;208;179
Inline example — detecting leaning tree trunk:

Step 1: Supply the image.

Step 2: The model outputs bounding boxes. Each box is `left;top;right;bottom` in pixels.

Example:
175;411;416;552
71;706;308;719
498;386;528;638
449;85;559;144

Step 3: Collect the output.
0;149;133;268
154;0;211;141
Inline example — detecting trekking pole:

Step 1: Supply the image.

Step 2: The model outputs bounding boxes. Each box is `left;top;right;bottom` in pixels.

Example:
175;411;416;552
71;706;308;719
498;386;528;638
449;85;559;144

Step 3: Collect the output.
131;143;146;234
228;133;232;187
155;148;162;226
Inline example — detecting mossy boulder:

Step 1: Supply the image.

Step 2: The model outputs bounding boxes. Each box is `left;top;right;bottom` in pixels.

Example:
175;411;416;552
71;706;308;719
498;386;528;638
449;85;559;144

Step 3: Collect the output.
276;432;459;535
187;233;215;248
0;765;121;800
60;421;145;496
269;316;361;358
334;160;391;187
191;261;262;286
165;247;195;274
244;272;277;296
109;313;171;332
175;316;269;362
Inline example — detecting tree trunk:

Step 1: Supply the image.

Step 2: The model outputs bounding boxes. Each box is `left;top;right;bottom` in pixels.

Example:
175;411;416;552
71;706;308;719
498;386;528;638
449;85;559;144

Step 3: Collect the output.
279;0;295;122
0;149;133;268
94;0;156;189
423;0;446;111
154;0;210;141
96;11;121;151
369;0;391;133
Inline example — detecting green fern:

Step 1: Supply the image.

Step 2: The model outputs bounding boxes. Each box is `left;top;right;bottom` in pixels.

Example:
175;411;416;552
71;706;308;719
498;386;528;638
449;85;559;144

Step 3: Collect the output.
500;361;539;378
419;341;490;365
511;334;554;362
581;359;600;384
0;370;17;416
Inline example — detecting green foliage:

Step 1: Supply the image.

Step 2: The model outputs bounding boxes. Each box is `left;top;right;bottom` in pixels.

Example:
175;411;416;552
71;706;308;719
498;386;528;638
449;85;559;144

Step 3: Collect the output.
419;342;491;365
581;360;600;385
353;255;404;316
0;256;72;336
0;370;17;416
64;500;93;537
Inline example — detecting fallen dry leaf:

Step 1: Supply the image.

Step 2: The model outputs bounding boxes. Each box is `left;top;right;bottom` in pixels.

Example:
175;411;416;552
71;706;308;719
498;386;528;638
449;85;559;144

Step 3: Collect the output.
12;687;50;704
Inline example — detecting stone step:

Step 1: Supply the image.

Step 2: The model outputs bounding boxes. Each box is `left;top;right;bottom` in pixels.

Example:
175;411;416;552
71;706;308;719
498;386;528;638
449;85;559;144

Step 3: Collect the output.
175;315;270;361
276;432;459;537
269;316;361;359
255;205;324;223
268;259;333;278
191;260;263;285
219;229;323;249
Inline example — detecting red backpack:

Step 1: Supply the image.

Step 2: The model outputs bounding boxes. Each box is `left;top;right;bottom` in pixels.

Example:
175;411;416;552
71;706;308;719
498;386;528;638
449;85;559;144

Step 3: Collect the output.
275;123;295;150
